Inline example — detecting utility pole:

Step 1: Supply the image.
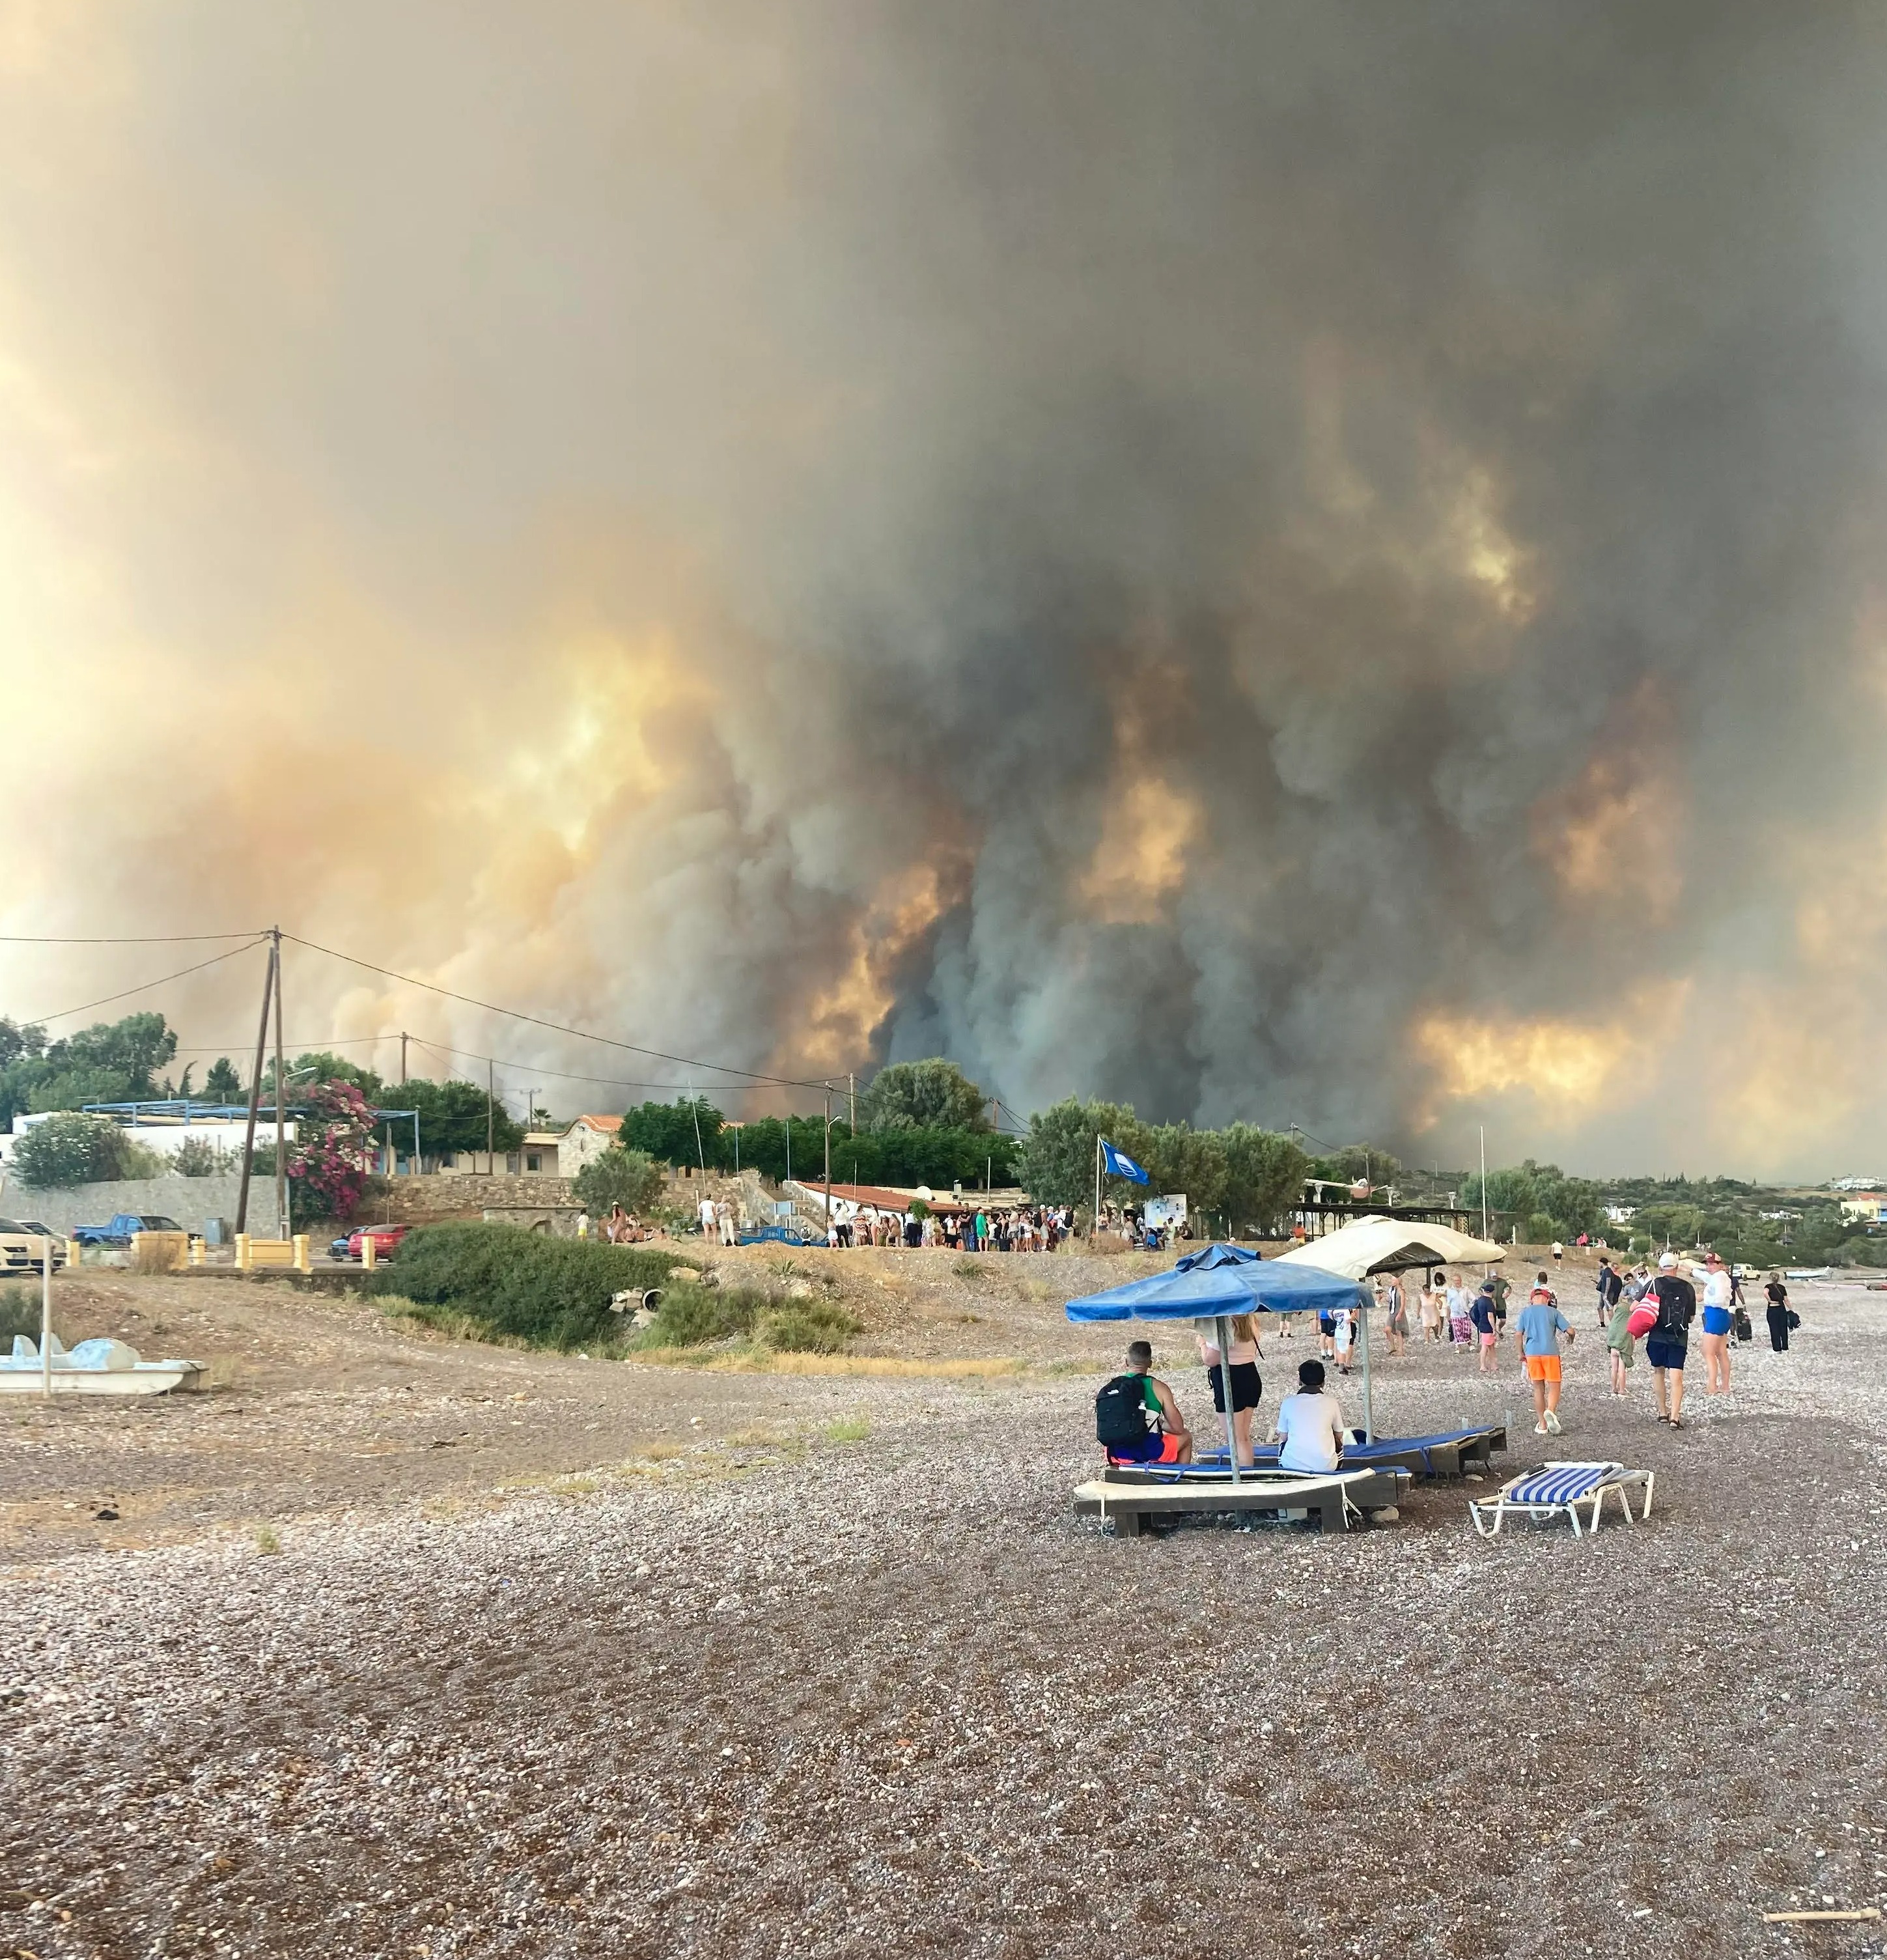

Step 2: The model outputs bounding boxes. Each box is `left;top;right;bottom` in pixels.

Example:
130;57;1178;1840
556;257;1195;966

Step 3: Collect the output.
823;1083;833;1245
272;925;288;1240
400;1031;408;1085
487;1057;496;1173
234;938;275;1234
848;1071;856;1134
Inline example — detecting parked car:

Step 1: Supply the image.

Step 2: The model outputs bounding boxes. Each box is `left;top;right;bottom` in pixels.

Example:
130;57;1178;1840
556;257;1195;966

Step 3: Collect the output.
0;1217;67;1272
69;1212;184;1248
738;1222;813;1246
346;1223;411;1262
328;1233;356;1261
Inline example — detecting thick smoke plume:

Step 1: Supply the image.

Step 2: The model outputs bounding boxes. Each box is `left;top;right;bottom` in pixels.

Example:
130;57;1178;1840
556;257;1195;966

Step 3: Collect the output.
4;3;1887;1175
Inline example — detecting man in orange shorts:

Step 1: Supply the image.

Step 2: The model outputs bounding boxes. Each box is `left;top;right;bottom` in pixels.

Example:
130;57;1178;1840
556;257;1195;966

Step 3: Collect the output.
1095;1340;1194;1465
1516;1272;1574;1436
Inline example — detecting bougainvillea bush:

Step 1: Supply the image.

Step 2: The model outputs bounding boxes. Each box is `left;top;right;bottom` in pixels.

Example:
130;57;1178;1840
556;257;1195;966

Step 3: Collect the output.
288;1078;374;1222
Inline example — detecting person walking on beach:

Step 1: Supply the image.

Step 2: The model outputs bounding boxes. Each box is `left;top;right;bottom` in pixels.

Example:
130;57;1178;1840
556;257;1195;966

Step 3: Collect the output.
1517;1276;1573;1435
1698;1250;1734;1395
1605;1283;1637;1396
1332;1304;1356;1375
1487;1266;1511;1343
1446;1270;1474;1349
1419;1279;1445;1345
1383;1272;1408;1357
1647;1252;1696;1428
1764;1272;1792;1352
1596;1257;1623;1331
1470;1280;1499;1375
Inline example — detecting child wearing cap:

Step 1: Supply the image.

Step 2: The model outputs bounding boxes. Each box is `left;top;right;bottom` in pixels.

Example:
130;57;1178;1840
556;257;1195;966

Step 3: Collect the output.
1517;1272;1574;1435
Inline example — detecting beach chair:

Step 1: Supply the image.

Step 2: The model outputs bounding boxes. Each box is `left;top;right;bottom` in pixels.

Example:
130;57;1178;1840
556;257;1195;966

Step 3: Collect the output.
1468;1460;1653;1540
1076;1465;1408;1535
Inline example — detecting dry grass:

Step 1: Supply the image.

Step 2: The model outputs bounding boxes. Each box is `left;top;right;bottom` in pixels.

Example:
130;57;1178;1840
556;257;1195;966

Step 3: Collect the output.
625;1346;1032;1379
204;1355;243;1391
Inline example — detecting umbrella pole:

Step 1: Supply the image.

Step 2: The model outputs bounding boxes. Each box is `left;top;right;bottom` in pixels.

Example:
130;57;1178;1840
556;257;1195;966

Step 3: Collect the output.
1216;1314;1241;1483
1360;1295;1374;1442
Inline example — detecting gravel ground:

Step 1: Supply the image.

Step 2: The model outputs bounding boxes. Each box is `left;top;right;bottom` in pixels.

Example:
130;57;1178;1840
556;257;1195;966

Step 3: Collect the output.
1;1265;1884;1957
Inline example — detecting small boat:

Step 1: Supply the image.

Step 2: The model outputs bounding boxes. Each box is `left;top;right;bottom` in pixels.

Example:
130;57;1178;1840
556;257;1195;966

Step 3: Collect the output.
0;1334;205;1395
1783;1267;1833;1282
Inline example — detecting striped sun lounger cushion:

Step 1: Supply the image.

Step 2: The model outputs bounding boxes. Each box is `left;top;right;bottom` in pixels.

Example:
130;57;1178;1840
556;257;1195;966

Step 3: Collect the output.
1504;1463;1621;1507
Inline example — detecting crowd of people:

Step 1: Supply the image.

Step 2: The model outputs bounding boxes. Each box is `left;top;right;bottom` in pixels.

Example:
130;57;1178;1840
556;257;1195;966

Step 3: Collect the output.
810;1203;1081;1250
1095;1248;1805;1468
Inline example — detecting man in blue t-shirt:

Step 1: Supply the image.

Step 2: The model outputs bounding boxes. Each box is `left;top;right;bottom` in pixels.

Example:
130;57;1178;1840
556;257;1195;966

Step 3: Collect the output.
1516;1274;1575;1436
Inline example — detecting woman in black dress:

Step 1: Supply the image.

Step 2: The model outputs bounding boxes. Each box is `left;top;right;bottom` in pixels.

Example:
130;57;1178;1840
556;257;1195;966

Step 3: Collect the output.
1764;1272;1791;1352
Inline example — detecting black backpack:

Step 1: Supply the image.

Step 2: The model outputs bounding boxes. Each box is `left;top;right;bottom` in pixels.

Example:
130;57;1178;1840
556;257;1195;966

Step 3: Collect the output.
1095;1373;1153;1447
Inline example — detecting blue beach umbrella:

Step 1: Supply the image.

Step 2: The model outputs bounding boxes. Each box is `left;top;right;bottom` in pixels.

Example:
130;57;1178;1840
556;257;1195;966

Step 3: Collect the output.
1067;1245;1370;1478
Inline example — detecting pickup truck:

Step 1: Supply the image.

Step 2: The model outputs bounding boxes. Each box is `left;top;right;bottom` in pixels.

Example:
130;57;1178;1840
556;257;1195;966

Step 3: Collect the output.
70;1212;186;1248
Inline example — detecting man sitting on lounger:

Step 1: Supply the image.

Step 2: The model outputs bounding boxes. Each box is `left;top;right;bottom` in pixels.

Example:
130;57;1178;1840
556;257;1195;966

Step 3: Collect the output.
1095;1340;1194;1464
1271;1358;1348;1475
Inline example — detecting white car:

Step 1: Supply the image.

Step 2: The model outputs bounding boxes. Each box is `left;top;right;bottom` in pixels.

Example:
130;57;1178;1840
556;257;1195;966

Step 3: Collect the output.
0;1217;66;1275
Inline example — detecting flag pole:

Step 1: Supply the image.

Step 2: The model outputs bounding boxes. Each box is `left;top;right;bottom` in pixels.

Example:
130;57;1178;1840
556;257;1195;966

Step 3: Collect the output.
1092;1132;1101;1245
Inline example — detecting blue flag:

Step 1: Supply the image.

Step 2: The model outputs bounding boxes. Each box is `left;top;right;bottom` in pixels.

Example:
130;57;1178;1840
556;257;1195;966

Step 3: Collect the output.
1101;1139;1150;1184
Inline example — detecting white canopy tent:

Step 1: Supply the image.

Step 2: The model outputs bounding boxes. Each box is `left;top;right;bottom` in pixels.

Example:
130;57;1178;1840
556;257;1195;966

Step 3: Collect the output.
1272;1215;1507;1438
1272;1214;1506;1280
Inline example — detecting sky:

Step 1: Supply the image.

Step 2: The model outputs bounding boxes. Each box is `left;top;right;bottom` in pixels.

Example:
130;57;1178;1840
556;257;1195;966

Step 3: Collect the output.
3;1;1887;1179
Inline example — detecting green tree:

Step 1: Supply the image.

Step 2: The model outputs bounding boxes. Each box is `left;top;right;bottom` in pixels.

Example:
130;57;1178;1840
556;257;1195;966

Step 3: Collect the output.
201;1057;244;1104
1014;1098;1154;1210
860;1060;990;1133
573;1146;666;1216
55;1013;177;1095
1143;1123;1228;1217
398;1078;523;1158
260;1051;386;1102
1220;1123;1309;1236
623;1097;722;1168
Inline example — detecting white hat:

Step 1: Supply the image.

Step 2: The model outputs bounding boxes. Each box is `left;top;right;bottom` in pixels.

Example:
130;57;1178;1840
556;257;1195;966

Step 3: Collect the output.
1658;1251;1678;1269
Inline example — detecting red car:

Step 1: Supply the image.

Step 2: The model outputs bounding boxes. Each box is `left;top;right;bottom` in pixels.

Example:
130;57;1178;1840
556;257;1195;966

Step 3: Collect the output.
346;1223;412;1262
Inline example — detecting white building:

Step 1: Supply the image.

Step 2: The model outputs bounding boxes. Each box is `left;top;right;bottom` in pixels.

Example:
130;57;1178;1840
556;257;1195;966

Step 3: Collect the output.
1;1111;295;1170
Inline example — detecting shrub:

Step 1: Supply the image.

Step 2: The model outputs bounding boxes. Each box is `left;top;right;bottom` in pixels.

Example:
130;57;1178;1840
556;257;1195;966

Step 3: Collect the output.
12;1112;161;1187
368;1223;680;1352
574;1145;666;1218
632;1283;767;1349
173;1134;234;1177
0;1285;49;1343
755;1300;861;1354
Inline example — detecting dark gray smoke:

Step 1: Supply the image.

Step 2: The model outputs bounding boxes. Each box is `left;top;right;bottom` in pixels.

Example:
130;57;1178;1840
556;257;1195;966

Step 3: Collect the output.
3;3;1886;1173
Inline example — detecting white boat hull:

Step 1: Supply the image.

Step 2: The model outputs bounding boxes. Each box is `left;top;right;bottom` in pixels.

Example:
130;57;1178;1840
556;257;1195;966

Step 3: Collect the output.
0;1363;204;1395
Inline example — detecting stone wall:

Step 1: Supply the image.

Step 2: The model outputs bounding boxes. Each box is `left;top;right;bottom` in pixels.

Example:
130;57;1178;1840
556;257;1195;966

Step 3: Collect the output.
360;1173;577;1223
0;1172;249;1237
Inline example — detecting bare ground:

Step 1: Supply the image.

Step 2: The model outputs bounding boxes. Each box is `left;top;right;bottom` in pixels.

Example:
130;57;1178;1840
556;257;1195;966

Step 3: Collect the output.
1;1250;1884;1958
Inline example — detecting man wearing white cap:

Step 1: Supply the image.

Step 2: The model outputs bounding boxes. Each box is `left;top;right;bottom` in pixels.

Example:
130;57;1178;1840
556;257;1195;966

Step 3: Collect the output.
1645;1252;1697;1429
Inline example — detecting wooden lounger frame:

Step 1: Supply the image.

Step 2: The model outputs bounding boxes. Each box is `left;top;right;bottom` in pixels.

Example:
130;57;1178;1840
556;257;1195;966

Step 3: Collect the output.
1073;1466;1408;1536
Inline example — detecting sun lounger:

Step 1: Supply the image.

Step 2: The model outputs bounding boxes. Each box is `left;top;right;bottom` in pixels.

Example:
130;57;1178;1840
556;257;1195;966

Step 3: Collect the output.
1191;1425;1507;1481
1468;1460;1653;1540
1075;1466;1408;1536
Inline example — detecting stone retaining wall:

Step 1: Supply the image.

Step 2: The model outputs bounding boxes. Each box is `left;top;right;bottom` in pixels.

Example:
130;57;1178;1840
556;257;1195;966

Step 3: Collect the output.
0;1172;249;1237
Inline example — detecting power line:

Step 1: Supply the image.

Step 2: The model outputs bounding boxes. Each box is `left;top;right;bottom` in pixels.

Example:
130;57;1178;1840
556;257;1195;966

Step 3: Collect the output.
23;938;270;1028
0;930;266;944
281;931;829;1091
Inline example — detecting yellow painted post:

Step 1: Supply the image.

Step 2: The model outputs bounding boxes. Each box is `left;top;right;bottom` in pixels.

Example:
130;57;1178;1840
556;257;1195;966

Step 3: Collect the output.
236;1233;251;1272
361;1233;376;1271
189;1237;203;1267
292;1233;311;1274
